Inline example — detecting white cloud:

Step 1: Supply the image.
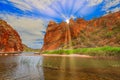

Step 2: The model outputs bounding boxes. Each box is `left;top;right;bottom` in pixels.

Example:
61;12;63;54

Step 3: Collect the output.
10;0;32;11
110;7;120;12
103;0;120;11
106;7;120;14
87;0;103;6
10;0;57;11
0;14;46;48
9;0;104;11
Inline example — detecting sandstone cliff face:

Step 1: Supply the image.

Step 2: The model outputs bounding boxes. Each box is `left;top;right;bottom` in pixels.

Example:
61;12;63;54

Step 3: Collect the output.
41;11;120;51
41;18;87;51
0;19;23;53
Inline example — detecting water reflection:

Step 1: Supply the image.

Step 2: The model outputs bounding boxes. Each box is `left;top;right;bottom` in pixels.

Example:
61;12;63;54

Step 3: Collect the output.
0;54;44;80
43;56;120;80
57;57;77;80
0;53;120;80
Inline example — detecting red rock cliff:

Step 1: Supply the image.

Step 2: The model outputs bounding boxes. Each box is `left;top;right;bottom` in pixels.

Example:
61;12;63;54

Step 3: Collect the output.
41;11;120;51
0;19;23;53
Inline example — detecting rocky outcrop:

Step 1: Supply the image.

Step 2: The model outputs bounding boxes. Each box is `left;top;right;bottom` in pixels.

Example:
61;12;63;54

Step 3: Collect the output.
41;19;87;51
41;11;120;51
0;19;23;53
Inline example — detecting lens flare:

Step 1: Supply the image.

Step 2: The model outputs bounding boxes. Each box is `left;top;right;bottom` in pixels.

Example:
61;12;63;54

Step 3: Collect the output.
65;19;70;24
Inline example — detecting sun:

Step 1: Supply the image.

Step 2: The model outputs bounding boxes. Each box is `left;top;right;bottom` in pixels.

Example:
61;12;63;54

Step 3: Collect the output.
66;19;70;24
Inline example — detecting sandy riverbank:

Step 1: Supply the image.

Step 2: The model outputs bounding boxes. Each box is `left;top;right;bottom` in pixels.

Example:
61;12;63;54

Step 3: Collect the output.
41;54;92;58
0;52;92;58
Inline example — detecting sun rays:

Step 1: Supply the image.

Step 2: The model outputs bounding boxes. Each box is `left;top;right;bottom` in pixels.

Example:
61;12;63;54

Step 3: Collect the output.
40;0;100;22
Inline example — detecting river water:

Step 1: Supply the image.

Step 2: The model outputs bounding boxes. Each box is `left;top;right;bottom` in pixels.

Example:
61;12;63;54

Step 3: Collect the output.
0;52;120;80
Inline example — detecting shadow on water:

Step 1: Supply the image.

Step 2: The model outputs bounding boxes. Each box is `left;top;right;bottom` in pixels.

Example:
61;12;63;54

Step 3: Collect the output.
0;52;120;80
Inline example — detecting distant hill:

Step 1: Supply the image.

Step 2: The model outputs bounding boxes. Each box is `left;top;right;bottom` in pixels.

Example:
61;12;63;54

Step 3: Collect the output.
41;11;120;51
23;44;40;52
0;19;23;53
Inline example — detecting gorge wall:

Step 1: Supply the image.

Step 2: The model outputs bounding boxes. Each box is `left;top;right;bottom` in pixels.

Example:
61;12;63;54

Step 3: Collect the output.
0;19;23;53
42;11;120;51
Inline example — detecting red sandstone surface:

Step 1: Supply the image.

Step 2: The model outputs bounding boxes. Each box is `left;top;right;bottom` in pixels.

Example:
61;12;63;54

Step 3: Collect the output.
41;11;120;51
0;19;23;53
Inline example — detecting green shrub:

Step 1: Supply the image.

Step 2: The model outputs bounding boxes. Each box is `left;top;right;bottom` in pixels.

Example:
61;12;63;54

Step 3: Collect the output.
43;46;120;56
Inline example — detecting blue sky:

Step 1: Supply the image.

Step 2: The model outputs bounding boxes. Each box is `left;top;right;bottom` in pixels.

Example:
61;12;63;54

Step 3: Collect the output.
0;0;120;49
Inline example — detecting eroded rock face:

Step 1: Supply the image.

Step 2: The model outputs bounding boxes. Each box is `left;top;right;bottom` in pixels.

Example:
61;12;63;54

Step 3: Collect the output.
0;19;23;53
41;18;87;51
41;11;120;51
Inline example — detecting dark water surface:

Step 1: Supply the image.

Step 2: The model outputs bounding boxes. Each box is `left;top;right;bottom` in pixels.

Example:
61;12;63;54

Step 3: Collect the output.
0;52;120;80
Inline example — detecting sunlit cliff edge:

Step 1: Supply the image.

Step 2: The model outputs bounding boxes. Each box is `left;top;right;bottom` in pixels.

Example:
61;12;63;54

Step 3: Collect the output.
41;11;120;51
